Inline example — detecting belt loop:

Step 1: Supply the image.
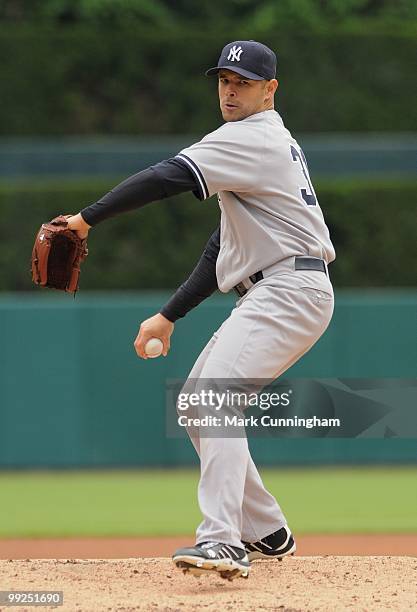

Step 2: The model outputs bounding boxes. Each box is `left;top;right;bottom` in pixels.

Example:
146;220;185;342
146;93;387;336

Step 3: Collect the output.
234;282;247;298
249;270;263;284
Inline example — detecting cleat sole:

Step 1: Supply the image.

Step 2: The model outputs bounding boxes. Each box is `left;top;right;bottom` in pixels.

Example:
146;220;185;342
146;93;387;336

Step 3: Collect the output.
245;540;297;562
173;558;250;580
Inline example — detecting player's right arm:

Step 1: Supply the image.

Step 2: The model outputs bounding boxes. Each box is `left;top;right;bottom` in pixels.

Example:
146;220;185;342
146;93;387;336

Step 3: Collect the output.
160;225;220;321
134;226;220;358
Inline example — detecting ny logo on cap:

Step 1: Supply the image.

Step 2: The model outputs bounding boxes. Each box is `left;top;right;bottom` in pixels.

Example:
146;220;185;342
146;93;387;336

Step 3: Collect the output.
227;45;243;62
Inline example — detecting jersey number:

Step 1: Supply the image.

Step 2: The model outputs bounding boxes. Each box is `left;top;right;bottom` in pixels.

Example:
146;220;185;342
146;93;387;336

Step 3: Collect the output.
290;145;317;206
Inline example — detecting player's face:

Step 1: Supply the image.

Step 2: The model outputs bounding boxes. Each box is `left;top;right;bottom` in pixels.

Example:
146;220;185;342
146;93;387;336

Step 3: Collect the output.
218;70;277;122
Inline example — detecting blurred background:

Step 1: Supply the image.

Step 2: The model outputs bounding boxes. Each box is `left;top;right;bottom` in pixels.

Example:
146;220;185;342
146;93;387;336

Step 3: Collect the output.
0;0;416;547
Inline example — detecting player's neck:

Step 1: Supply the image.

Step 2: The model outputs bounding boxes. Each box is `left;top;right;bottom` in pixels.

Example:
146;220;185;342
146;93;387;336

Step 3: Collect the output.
252;104;275;117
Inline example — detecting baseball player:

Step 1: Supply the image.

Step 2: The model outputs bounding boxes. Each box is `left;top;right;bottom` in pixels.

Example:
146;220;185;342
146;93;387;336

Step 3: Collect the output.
67;40;335;580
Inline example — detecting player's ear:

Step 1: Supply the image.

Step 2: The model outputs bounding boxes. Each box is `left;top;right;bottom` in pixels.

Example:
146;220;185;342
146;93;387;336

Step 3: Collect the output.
265;79;278;102
269;79;278;95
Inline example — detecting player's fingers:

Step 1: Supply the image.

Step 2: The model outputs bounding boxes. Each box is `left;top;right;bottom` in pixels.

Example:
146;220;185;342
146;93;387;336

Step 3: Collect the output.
66;213;90;239
161;336;170;357
134;327;150;359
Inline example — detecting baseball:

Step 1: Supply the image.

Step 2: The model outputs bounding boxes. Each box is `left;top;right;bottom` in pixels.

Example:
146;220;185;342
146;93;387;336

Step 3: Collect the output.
145;337;163;358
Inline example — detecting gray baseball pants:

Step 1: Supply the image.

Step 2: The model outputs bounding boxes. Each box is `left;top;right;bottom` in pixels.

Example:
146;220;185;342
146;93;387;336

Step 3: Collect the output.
179;258;334;548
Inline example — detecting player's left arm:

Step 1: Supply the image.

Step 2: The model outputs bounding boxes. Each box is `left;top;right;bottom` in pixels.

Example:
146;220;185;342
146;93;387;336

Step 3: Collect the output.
64;157;221;358
66;158;201;237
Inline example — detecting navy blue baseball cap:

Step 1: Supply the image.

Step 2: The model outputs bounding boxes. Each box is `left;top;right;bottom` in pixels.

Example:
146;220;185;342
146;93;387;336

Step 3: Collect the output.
205;40;277;81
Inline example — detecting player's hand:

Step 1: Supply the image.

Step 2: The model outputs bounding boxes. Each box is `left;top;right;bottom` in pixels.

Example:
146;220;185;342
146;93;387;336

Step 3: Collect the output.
134;313;174;359
65;213;91;239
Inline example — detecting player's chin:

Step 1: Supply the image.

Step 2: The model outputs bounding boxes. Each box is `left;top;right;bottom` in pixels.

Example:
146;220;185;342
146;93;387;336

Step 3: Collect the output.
221;108;245;122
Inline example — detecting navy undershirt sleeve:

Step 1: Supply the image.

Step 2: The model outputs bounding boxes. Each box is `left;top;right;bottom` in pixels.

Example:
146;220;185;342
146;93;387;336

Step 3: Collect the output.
79;157;221;320
80;158;199;226
160;226;220;322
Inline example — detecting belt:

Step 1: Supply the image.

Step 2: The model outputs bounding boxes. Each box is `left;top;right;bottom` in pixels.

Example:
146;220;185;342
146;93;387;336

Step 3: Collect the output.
233;256;328;298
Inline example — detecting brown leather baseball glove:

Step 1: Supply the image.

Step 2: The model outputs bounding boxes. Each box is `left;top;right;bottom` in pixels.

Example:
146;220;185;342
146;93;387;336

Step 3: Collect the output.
31;215;88;294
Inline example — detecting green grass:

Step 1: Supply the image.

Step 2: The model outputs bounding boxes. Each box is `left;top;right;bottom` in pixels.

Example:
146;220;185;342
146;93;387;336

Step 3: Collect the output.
0;467;416;538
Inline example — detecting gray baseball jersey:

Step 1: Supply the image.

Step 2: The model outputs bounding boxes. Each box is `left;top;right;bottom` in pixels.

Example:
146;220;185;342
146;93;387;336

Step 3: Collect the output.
177;109;335;293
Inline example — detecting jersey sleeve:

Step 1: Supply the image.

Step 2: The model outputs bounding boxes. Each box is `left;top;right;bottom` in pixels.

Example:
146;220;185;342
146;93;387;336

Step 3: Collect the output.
176;123;261;199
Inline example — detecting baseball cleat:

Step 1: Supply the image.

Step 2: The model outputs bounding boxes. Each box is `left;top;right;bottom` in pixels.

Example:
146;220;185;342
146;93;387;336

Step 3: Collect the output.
172;542;250;580
242;524;296;561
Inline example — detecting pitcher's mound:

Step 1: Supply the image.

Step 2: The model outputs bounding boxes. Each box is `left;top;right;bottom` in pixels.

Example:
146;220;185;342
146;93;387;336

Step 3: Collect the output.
1;556;415;611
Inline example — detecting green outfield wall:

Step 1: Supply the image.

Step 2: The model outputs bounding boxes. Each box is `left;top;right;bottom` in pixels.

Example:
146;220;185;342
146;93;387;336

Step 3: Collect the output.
1;290;416;468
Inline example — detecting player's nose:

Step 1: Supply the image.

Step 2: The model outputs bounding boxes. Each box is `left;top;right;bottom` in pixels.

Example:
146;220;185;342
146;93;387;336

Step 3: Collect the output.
223;83;236;96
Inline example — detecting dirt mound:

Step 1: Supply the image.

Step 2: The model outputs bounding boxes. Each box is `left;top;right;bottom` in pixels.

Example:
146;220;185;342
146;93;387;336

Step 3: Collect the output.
0;557;416;611
2;534;417;559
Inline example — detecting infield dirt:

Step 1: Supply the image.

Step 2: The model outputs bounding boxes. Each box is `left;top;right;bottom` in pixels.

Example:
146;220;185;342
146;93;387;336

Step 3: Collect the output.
1;556;416;611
